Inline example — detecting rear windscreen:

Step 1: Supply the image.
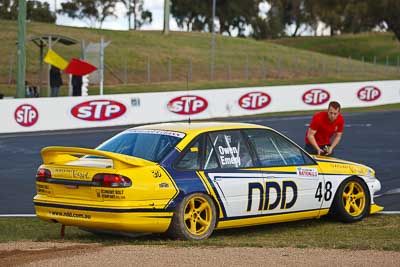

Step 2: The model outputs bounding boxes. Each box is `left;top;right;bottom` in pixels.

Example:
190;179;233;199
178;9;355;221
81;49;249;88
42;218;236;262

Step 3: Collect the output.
95;129;185;162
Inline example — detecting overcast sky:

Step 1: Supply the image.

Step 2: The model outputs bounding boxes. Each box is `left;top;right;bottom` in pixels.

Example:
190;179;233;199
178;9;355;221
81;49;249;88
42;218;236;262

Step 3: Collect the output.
41;1;321;36
43;0;180;31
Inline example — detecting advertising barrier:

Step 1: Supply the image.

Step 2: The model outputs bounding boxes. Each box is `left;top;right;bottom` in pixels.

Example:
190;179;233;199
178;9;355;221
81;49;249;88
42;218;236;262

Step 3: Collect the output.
1;80;400;134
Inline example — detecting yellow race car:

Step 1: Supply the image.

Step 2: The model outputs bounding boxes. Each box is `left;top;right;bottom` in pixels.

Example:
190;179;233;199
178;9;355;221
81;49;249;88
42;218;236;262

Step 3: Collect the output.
34;122;383;240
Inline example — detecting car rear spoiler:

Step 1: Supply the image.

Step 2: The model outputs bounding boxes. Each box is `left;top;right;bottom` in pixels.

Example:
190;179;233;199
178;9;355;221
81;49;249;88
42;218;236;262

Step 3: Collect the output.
41;146;156;169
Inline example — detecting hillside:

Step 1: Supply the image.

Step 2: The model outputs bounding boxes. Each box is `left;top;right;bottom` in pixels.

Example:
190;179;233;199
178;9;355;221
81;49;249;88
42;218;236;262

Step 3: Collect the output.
0;20;399;97
272;32;400;66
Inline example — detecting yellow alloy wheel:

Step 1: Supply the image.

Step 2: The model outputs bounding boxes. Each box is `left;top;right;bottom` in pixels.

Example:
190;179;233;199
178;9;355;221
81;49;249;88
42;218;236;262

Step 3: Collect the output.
183;196;213;236
342;181;366;217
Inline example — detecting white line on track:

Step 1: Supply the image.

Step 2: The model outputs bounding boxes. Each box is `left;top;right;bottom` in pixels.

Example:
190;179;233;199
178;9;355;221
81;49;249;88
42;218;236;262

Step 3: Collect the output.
1;211;400;217
0;214;36;217
304;123;372;127
378;211;400;215
0;127;126;139
245;115;313;123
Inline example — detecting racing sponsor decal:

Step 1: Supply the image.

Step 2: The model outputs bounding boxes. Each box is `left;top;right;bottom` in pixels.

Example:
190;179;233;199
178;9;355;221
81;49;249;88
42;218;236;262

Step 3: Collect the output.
296;167;318;177
50;210;91;219
238;92;271;110
125;129;185;138
167;95;208;115
96;189;126;199
36;184;51;195
53;168;90;180
357;86;381;102
302;89;330;105
71;100;126;121
14;104;39;127
159;182;170;188
247;181;298;211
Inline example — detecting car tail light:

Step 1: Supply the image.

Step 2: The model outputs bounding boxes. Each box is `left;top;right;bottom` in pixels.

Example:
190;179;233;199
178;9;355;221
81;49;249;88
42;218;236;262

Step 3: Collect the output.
92;174;132;188
36;168;51;182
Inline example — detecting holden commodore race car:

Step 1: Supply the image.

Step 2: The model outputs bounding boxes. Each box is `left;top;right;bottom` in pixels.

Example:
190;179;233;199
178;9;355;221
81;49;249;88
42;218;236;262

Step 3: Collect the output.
34;122;383;240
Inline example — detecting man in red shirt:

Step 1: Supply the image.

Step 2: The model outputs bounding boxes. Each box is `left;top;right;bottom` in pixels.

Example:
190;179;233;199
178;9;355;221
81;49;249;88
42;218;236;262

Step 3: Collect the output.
304;101;344;156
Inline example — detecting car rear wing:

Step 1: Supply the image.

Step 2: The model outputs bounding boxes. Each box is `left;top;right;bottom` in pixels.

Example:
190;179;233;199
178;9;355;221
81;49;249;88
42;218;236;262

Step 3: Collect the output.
41;146;156;169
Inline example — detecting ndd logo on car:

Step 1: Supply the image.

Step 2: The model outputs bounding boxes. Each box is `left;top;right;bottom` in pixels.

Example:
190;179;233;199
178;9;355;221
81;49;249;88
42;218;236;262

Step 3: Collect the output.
239;92;271;110
15;104;39;127
302;89;330;105
167;95;208;115
357;86;381;102
71;100;126;121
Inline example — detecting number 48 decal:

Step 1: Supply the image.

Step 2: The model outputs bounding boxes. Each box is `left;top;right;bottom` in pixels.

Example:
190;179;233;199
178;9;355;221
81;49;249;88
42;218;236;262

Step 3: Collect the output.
315;181;332;201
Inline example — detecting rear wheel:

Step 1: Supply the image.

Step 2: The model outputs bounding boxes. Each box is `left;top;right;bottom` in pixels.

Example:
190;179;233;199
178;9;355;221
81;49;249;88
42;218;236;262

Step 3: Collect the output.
168;193;216;240
331;177;370;222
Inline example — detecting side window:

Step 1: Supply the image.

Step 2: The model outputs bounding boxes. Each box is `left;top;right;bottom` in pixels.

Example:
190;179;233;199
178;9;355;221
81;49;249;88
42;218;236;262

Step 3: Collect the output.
204;136;220;170
209;130;254;169
175;140;201;170
245;129;312;167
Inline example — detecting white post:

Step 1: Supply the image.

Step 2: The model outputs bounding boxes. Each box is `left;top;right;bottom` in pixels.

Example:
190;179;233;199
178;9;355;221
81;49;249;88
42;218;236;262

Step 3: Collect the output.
47;36;52;97
99;36;104;95
210;0;216;80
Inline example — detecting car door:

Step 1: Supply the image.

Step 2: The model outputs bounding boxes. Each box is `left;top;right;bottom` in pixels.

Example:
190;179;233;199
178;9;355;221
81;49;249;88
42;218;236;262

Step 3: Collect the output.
244;129;324;217
203;130;263;218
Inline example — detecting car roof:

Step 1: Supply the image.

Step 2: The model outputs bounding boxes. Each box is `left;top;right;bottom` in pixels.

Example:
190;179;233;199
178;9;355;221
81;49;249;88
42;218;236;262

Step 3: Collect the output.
133;121;270;135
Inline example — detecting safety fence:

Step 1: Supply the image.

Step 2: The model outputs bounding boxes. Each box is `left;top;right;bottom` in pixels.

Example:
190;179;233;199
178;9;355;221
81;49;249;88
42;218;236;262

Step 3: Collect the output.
1;80;399;134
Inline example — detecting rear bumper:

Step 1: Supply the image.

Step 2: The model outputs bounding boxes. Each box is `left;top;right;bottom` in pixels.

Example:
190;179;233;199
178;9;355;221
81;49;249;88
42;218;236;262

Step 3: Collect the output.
34;201;173;234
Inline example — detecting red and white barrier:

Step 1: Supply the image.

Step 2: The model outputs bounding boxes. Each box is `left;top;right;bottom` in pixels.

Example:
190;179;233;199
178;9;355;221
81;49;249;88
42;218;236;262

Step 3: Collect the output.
1;80;400;133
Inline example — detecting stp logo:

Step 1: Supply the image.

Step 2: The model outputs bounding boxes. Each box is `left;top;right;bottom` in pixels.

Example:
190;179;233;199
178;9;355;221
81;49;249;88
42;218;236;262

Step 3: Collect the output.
71;100;126;121
239;92;271;110
15;104;39;127
167;95;208;115
357;86;381;102
302;89;330;105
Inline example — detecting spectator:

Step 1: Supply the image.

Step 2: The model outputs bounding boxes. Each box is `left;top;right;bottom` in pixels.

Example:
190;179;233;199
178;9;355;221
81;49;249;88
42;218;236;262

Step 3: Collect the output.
25;81;39;98
72;75;82;96
50;66;63;97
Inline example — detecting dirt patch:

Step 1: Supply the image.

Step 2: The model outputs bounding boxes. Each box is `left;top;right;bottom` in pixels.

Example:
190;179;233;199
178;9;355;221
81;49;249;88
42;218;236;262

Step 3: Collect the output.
1;241;400;267
0;242;101;267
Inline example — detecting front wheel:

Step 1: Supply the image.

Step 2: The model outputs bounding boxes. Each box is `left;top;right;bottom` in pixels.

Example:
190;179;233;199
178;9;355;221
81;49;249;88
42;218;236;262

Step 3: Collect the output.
167;193;217;240
331;177;370;222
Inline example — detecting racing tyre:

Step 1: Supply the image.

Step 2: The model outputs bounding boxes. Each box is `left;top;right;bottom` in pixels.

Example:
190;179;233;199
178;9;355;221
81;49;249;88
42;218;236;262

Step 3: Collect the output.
167;193;217;240
331;177;370;222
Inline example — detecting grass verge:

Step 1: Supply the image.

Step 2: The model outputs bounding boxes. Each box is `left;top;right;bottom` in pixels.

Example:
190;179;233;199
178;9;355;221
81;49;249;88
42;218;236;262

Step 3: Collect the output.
1;214;399;250
1;20;399;97
272;32;400;66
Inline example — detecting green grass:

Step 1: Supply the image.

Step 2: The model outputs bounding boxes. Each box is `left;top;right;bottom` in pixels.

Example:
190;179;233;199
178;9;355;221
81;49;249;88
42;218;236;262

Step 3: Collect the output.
2;76;398;97
1;20;400;97
1;214;399;250
272;32;400;66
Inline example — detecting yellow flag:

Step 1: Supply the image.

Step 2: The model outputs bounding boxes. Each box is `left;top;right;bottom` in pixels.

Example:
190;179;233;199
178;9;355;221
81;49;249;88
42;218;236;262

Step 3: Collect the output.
44;49;69;70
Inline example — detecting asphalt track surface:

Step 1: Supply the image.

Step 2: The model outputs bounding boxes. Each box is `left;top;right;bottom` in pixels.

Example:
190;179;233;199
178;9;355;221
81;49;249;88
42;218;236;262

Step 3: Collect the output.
0;110;399;214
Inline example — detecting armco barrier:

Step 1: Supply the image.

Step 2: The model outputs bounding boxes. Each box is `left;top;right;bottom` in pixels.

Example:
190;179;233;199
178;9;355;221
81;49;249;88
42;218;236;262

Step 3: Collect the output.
1;80;400;134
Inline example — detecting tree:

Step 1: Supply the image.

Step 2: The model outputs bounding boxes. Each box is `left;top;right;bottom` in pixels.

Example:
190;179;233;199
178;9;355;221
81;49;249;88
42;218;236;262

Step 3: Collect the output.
0;0;55;22
251;3;286;39
121;0;152;30
0;0;18;20
170;0;261;36
266;0;314;37
27;1;55;23
308;0;377;36
368;0;400;41
58;0;118;28
170;0;208;31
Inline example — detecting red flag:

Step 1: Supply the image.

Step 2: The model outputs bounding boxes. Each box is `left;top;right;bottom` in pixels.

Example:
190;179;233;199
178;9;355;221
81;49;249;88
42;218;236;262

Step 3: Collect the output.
64;58;97;76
